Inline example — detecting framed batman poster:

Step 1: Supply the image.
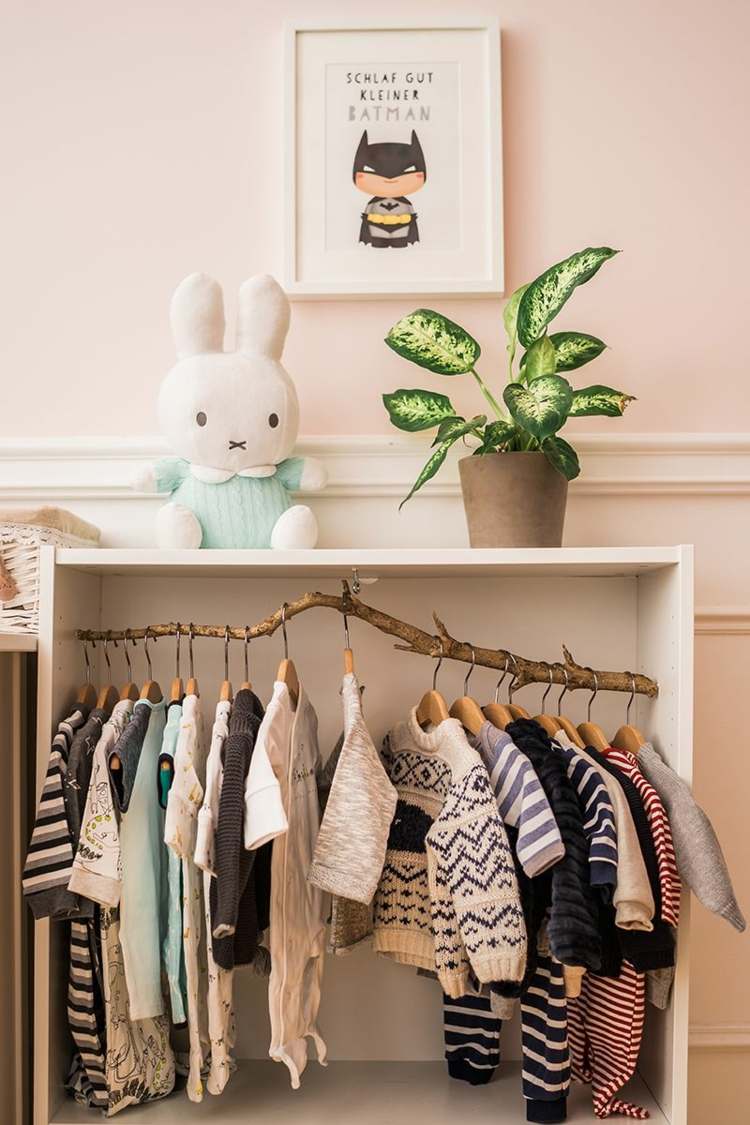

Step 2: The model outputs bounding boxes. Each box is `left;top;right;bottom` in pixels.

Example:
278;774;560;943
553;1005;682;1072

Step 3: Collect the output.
284;20;502;298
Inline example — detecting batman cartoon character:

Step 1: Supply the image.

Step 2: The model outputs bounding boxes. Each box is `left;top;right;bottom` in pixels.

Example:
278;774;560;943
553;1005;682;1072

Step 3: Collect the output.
353;129;427;247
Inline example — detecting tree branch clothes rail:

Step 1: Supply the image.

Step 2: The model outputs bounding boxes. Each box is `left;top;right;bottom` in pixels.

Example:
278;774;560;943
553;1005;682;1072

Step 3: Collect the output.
74;585;659;699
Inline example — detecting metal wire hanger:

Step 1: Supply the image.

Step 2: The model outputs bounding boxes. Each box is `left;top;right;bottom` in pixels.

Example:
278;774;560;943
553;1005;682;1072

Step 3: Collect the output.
611;671;645;755
577;667;609;751
416;638;450;728
276;602;299;709
533;663;563;736
449;644;486;736
482;653;514;731
220;625;233;703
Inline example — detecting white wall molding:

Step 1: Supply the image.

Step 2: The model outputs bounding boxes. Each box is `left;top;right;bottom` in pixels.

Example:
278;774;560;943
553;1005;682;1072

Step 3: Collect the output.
0;432;749;503
689;1024;750;1051
694;608;750;635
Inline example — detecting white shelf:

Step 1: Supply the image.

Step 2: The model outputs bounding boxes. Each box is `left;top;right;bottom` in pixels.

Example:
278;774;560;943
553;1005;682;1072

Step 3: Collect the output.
0;632;37;652
50;1060;668;1124
54;546;686;579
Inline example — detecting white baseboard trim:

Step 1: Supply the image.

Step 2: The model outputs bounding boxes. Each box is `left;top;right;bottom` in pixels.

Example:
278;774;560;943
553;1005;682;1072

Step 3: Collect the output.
694;608;750;635
689;1024;750;1051
0;433;749;502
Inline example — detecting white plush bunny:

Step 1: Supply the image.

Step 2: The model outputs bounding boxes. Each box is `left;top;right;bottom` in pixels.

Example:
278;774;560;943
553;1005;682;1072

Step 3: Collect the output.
136;273;326;549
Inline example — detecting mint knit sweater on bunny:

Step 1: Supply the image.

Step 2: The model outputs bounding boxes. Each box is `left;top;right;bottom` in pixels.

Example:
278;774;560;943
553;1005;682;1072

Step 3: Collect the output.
154;457;305;549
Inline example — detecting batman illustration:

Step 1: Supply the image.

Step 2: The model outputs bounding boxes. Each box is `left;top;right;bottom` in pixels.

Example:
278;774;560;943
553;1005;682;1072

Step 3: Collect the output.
352;130;427;247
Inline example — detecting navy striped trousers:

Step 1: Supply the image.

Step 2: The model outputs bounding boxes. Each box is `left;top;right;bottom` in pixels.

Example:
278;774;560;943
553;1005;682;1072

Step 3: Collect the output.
443;955;570;1123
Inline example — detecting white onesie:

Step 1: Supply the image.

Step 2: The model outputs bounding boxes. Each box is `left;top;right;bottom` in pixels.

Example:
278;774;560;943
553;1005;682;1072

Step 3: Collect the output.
244;680;327;1089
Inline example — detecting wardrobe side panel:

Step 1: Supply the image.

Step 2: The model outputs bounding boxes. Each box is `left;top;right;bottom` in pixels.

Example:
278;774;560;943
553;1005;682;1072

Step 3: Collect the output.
635;555;693;1125
34;556;102;1125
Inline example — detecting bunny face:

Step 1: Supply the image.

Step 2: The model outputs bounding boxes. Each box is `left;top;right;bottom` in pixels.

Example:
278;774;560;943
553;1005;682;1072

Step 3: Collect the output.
159;272;299;473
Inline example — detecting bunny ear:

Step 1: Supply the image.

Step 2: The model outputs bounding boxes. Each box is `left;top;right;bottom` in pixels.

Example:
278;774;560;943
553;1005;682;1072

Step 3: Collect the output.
170;273;225;358
236;274;290;359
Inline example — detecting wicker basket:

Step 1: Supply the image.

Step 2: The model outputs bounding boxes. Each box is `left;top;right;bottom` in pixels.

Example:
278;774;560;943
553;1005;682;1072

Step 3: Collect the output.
0;508;100;634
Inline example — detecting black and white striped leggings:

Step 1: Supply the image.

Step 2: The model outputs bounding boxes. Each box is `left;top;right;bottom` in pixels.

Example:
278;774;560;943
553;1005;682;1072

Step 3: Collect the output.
443;955;570;1124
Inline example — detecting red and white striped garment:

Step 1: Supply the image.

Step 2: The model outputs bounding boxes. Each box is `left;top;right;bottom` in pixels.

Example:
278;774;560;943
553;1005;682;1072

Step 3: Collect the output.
603;747;680;928
568;963;648;1119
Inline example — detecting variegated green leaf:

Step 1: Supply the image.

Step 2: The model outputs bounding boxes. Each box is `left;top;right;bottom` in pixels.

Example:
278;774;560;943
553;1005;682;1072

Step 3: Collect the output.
385;309;480;375
547;331;606;371
432;414;486;446
503;375;573;441
474;420;516;454
522;336;557;381
568;385;636;417
399;441;452;508
382;389;456;432
517;247;619;347
502;282;530;370
542;435;581;480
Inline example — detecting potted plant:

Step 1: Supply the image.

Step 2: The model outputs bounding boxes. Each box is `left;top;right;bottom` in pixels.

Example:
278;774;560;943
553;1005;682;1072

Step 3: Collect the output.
382;246;635;547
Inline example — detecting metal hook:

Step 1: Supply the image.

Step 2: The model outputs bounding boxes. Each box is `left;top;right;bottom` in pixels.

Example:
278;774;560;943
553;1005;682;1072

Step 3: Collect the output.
343;609;351;651
556;664;570;712
103;634;112;677
123;629;133;680
244;626;251;683
585;666;599;721
494;654;510;704
626;671;636;726
188;623;195;680
462;645;476;696
224;625;230;681
432;639;444;691
280;604;289;661
174;623;181;681
540;663;554;712
144;629;153;680
508;653;520;705
82;639;92;683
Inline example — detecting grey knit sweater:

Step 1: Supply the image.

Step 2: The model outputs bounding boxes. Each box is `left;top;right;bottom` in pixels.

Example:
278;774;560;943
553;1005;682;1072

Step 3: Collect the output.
638;742;745;932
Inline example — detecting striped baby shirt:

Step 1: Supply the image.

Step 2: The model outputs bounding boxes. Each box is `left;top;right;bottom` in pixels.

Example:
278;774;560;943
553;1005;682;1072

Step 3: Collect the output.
603;747;681;929
23;705;91;919
553;741;618;892
473;722;565;877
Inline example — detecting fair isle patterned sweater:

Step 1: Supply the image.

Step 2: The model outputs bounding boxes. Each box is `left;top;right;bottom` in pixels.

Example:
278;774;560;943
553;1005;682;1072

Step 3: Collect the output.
372;713;527;997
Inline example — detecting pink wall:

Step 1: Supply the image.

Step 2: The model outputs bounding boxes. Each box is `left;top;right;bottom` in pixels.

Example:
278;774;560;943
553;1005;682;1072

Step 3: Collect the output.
1;0;747;439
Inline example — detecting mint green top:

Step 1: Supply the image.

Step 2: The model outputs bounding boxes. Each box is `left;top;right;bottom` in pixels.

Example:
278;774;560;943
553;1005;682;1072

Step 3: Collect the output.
159;700;187;1025
155;458;305;549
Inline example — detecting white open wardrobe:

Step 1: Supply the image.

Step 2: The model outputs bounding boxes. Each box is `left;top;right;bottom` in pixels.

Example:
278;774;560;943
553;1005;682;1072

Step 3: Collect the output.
32;545;693;1125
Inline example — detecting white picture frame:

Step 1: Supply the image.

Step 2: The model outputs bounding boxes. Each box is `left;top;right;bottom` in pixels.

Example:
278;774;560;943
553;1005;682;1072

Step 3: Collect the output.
284;19;503;299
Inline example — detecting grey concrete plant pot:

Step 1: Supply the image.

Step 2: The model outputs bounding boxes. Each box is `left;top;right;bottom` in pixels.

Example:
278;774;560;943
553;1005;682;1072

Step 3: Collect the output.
458;451;568;547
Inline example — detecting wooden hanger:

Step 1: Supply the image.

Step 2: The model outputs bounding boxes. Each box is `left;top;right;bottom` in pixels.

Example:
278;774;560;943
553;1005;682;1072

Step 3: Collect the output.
76;640;98;708
416;640;450;728
611;672;645;755
553;665;586;749
95;638;119;714
507;654;531;720
185;622;199;697
449;646;486;736
482;655;514;730
169;625;184;702
276;603;299;709
577;668;609;751
240;625;253;691
534;665;563;737
139;630;163;704
118;632;139;702
219;625;233;703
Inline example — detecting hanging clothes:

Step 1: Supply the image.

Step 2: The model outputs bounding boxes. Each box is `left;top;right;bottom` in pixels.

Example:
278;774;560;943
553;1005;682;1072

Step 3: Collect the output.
164;692;209;1103
100;906;175;1115
111;698;167;1021
472;722;565;878
556;732;654;934
210;688;271;971
23;704;91;919
63;706;109;889
550;740;618;896
567;963;647;1120
69;699;134;907
603;746;681;928
194;697;235;1096
66;917;107;1109
244;680;327;1090
159;699;187;1026
637;742;745;932
309;672;397;903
